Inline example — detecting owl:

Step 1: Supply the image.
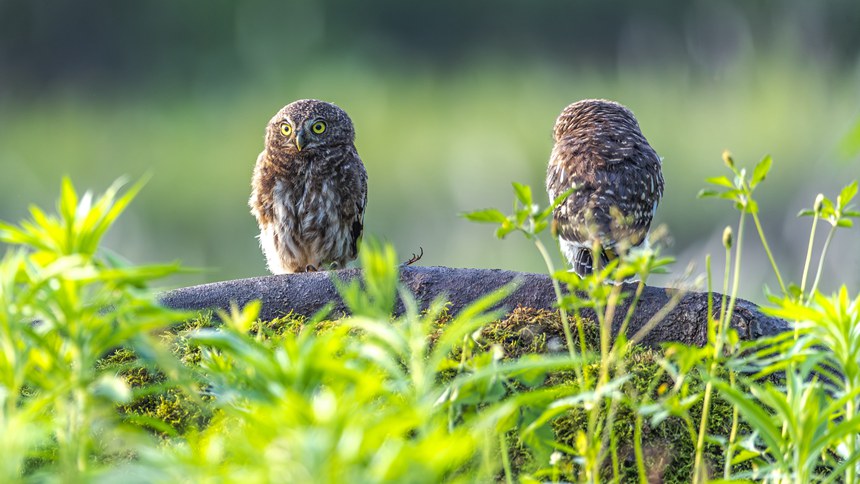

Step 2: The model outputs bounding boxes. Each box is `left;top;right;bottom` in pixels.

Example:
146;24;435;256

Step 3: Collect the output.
545;99;664;277
249;99;367;274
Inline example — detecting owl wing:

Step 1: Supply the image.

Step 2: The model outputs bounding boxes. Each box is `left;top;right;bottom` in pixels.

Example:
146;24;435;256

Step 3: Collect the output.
602;152;663;248
344;150;368;260
249;150;275;225
547;145;608;246
547;140;663;249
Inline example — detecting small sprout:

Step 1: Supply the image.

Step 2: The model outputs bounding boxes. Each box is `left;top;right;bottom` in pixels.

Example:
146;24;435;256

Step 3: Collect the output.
722;150;734;169
722;226;733;250
814;193;825;214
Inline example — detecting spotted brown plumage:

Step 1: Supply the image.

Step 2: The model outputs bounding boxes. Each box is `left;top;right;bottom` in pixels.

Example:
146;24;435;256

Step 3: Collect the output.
249;99;367;274
545;99;664;277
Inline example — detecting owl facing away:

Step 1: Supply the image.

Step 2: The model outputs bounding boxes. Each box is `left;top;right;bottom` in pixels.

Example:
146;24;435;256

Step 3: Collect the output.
249;99;367;274
545;99;664;277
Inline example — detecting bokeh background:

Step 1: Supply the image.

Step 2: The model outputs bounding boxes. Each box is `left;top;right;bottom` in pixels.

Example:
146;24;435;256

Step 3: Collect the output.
1;1;859;301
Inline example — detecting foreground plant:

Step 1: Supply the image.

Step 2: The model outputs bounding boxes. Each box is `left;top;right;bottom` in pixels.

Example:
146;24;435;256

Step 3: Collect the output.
0;177;188;480
695;152;860;483
464;183;675;483
4;156;858;483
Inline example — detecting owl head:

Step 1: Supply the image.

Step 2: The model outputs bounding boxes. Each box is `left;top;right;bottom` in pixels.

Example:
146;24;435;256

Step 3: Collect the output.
552;99;643;143
265;99;355;154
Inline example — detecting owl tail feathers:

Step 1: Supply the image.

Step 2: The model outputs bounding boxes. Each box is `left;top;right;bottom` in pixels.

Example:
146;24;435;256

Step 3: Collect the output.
572;246;615;278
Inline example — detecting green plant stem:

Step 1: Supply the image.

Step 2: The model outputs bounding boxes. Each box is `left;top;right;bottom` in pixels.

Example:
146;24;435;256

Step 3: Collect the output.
720;247;731;332
751;211;787;295
800;212;820;304
723;371;740;479
553;238;593;386
500;431;514;484
693;212;745;484
574;310;591;386
611;281;646;358
809;225;837;298
609;406;620;482
634;414;648;484
845;387;857;484
706;255;714;344
600;284;622;369
692;383;714;484
534;239;576;362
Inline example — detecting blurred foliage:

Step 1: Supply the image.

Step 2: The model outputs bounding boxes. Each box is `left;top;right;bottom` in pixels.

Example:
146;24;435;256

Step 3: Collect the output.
2;0;860;87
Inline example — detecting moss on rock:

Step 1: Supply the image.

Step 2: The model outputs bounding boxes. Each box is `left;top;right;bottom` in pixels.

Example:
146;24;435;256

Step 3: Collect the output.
96;305;747;482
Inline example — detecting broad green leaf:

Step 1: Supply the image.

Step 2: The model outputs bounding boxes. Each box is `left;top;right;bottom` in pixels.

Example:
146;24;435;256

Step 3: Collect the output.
717;189;742;201
838;180;858;206
730;449;761;466
462;208;507;224
712;380;785;458
705;176;734;188
697;188;720;199
750;155;772;188
58;177;79;227
512;182;533;206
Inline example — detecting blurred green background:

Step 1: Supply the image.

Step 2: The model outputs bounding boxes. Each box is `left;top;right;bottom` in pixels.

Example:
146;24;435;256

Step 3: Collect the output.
1;1;859;299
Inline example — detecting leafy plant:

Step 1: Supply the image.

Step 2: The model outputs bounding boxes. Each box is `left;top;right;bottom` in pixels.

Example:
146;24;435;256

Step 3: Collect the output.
694;151;860;483
464;182;675;483
0;177;188;480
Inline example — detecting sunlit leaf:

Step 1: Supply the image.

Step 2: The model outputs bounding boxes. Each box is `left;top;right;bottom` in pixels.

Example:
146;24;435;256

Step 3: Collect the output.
750;155;772;188
462;208;507;224
705;176;734;188
696;188;720;199
838;180;858;206
512;182;533;206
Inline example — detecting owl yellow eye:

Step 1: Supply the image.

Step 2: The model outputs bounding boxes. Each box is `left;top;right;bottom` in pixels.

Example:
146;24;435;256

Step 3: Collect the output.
311;121;326;134
280;123;292;136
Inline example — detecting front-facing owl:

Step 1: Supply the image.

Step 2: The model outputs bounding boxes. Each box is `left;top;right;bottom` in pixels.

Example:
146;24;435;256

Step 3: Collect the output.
546;99;664;277
249;99;367;274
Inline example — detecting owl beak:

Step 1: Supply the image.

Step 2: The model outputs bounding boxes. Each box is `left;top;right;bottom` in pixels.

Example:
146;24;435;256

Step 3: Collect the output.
295;130;306;152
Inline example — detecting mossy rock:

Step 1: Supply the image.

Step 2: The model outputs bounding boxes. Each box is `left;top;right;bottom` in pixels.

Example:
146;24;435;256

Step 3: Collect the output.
97;307;749;483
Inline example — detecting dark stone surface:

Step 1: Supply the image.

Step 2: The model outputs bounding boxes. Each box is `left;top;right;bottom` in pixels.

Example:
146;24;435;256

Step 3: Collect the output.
158;266;791;348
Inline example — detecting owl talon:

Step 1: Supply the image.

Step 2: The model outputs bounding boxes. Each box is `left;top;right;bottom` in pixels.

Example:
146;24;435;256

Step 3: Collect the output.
402;247;424;266
305;264;318;272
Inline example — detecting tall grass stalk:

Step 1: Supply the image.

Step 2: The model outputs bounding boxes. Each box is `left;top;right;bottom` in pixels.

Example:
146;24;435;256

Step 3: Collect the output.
534;238;576;362
809;223;838;298
799;194;823;303
694;173;747;484
749;209;786;295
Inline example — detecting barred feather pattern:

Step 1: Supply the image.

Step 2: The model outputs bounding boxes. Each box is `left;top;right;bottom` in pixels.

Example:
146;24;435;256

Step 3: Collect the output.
546;99;663;277
249;100;367;274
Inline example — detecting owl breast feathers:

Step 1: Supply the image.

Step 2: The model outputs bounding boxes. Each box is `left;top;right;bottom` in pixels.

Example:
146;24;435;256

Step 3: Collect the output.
546;99;664;277
249;99;367;274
